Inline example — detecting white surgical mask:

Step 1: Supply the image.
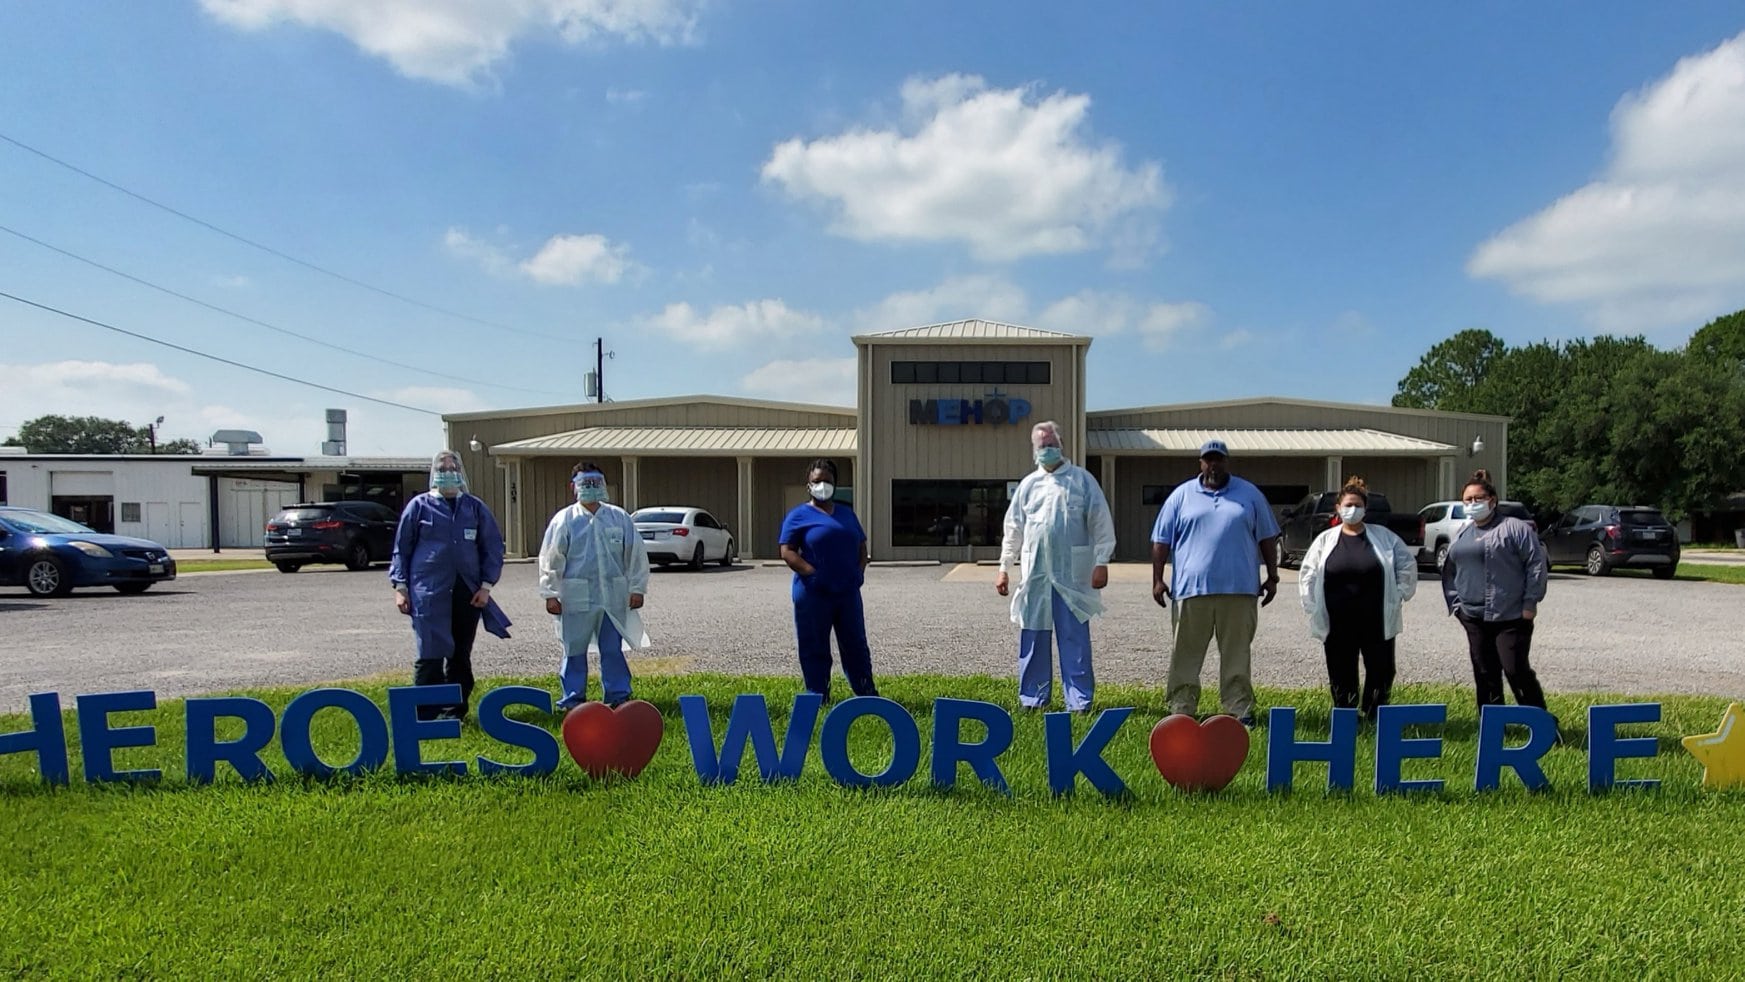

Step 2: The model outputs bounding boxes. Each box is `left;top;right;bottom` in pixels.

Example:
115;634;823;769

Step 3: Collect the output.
1034;446;1062;468
809;481;834;502
1466;500;1492;522
1339;505;1365;525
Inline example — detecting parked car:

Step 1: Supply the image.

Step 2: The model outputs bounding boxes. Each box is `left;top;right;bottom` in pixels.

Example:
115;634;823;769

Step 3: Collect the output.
631;506;735;569
264;501;399;573
1278;491;1423;568
0;506;177;596
1416;499;1538;570
1540;505;1679;578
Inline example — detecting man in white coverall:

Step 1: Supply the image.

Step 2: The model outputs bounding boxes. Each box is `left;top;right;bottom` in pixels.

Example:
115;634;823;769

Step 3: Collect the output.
995;420;1117;713
539;462;651;709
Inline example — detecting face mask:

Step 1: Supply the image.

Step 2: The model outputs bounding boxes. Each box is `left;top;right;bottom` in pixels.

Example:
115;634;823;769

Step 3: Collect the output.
809;481;835;502
1466;500;1492;522
1034;446;1063;468
575;475;607;503
1339;505;1365;525
432;471;462;492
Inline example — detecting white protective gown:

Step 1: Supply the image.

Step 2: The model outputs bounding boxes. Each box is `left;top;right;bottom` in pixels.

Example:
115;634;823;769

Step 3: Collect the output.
538;502;651;654
998;460;1117;630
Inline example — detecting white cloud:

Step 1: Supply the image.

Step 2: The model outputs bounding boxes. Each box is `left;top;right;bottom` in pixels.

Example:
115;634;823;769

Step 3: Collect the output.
641;299;825;349
1469;32;1745;332
1218;328;1254;350
1136;302;1210;351
855;274;1030;331
762;74;1167;262
1034;292;1210;350
445;227;639;285
200;0;701;87
739;357;857;407
605;86;647;104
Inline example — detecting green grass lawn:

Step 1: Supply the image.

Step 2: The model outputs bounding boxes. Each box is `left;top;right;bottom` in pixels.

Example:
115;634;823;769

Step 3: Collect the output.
174;558;276;573
1586;563;1745;585
3;675;1742;977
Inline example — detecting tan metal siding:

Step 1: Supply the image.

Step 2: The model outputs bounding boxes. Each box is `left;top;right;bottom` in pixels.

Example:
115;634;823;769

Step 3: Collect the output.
634;457;737;531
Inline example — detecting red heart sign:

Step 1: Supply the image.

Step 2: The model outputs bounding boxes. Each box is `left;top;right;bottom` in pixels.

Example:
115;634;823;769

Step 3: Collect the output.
1149;714;1250;792
561;701;664;779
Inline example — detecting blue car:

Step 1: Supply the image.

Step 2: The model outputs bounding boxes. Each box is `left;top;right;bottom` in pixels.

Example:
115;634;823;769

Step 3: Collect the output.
0;507;178;596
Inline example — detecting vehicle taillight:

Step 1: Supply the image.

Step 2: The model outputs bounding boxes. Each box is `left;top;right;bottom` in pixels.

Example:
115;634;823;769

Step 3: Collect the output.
1327;515;1340;528
671;527;690;536
1604;524;1620;546
1419;517;1426;542
312;520;343;530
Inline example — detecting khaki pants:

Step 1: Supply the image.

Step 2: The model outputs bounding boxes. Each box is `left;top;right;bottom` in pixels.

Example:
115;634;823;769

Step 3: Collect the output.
1168;594;1258;718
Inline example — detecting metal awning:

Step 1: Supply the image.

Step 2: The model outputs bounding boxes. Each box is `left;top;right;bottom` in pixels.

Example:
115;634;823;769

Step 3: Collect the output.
491;426;858;457
1086;428;1457;455
189;457;431;478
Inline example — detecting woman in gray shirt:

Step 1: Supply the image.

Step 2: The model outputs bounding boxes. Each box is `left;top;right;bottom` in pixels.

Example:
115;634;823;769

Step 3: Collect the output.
1439;470;1549;712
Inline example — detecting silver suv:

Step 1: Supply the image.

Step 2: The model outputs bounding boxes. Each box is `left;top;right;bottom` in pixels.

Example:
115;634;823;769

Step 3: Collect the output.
1416;499;1537;570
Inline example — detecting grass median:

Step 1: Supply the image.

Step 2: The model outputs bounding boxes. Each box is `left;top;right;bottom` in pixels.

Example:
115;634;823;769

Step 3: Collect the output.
2;675;1742;977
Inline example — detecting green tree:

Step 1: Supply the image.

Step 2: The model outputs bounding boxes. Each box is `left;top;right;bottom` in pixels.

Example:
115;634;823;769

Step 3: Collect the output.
1688;308;1745;365
1391;329;1508;411
13;415;202;454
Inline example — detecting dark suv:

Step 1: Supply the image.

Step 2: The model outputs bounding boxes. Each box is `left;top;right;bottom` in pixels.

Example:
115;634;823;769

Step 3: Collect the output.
1540;505;1680;578
264;501;399;573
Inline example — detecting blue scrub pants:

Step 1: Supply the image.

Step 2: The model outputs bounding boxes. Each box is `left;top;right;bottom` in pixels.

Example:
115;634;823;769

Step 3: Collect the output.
557;614;632;708
1018;588;1094;711
793;588;878;700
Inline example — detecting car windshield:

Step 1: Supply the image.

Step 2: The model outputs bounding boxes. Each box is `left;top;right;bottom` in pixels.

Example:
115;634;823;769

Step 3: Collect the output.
1620;509;1669;527
279;508;335;522
633;511;688;524
0;510;97;534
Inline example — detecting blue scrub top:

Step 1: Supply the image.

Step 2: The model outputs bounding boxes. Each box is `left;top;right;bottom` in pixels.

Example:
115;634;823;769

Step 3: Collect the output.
780;501;865;596
1150;475;1280;601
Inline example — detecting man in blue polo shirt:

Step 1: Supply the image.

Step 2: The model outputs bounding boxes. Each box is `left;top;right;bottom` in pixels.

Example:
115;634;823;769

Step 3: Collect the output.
1150;439;1281;726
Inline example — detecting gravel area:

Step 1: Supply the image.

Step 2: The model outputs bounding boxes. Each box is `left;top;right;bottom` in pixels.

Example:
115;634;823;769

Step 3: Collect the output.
2;562;1742;712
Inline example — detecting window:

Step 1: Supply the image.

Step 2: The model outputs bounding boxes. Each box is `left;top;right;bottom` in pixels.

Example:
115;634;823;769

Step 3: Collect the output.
1142;485;1170;506
121;502;142;523
0;472;7;505
694;512;719;529
890;480;1012;547
890;361;1051;385
632;510;688;524
1255;484;1310;507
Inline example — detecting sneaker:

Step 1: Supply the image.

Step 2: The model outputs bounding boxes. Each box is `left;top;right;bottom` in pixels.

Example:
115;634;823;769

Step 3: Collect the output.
1237;715;1257;729
606;696;630;709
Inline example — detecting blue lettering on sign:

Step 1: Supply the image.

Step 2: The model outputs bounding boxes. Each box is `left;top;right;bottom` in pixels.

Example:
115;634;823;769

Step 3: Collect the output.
906;397;1033;426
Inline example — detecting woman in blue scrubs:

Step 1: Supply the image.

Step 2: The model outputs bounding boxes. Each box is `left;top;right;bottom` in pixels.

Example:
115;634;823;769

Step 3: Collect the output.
778;459;878;700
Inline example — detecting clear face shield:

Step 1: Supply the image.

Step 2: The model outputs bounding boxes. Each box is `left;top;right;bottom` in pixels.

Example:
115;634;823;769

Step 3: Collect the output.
573;471;608;504
430;451;469;496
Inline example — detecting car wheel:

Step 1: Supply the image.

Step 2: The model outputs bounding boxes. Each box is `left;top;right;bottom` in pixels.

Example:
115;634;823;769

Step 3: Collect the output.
114;583;152;594
1585;544;1612;576
345;540;372;571
1434;542;1450;571
1652;565;1676;580
275;561;302;573
689;543;705;571
719;537;734;567
25;555;73;597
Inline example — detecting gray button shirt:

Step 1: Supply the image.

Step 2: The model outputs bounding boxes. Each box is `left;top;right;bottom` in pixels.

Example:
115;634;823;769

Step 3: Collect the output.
1439;516;1548;622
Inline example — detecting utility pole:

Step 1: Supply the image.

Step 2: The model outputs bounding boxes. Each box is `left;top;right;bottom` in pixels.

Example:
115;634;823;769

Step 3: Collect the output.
595;337;605;403
148;415;164;454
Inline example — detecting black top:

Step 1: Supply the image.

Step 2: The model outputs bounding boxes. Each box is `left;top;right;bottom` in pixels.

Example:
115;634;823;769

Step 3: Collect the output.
1324;529;1384;635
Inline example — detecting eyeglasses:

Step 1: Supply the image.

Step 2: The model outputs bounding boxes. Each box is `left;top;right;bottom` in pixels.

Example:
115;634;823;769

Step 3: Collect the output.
1461;497;1491;504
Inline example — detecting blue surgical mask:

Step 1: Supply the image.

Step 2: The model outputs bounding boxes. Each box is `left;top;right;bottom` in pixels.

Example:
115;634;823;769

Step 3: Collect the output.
575;475;607;503
432;471;462;491
1339;505;1365;525
1034;446;1062;468
1466;500;1492;522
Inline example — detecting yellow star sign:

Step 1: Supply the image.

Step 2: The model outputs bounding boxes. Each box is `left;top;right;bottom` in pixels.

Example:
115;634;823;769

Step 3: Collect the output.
1683;703;1745;790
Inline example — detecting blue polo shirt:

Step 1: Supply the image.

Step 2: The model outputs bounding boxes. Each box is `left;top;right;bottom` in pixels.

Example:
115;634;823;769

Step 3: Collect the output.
779;502;866;597
1150;475;1280;601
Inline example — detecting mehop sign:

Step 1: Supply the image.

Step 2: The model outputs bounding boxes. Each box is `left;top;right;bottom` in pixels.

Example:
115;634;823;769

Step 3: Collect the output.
908;396;1032;426
5;686;1743;793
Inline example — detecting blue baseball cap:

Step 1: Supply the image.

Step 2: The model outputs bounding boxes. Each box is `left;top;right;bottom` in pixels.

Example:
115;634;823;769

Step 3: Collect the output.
1199;439;1229;458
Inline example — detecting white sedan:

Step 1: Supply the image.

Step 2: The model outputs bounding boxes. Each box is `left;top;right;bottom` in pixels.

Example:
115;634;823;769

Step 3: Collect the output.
632;506;736;569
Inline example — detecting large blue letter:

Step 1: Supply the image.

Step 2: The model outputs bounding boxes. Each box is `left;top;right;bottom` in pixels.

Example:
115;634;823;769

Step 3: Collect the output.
1589;703;1661;792
819;697;922;788
931;698;1014;792
1044;708;1131;796
476;686;560;777
1474;704;1557;791
680;693;821;784
0;692;69;785
76;690;161;784
185;697;276;784
280;688;390;779
1265;707;1358;792
1373;704;1445;794
386;685;466;777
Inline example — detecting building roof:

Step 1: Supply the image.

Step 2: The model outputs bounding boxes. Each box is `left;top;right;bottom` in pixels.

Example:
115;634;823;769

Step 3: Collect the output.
490;426;858;457
1087;396;1511;423
853;319;1090;345
443;394;855;424
189;456;432;474
1086;428;1458;455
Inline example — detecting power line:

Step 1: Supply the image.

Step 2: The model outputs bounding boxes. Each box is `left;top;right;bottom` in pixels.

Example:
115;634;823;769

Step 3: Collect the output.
0;290;441;415
0;130;573;342
0;222;568;399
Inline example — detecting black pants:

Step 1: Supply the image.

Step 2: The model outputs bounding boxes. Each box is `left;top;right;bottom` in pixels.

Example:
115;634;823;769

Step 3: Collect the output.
1323;623;1395;719
414;583;481;720
1459;614;1546;710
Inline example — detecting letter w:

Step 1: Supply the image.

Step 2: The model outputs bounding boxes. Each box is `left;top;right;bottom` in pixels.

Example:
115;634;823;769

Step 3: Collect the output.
679;693;821;784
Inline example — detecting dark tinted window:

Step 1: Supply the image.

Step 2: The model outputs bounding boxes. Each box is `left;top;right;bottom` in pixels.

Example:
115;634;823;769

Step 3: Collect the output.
694;512;719;529
1420;505;1446;522
1366;493;1392;512
1620;508;1669;527
891;362;916;383
889;361;1051;385
915;362;939;383
633;510;687;524
280;507;335;522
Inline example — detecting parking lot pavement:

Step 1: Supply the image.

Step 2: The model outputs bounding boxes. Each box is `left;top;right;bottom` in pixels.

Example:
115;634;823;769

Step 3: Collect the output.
3;562;1743;712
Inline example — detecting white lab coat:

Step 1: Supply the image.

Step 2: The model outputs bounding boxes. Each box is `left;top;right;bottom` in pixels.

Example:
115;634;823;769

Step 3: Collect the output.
1297;523;1418;641
998;460;1117;630
538;502;651;654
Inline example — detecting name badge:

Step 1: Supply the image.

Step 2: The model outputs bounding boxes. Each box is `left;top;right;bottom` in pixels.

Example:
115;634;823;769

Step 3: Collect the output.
464;528;478;541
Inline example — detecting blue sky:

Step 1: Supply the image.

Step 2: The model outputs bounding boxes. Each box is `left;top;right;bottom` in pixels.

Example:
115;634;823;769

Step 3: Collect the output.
4;2;1745;455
